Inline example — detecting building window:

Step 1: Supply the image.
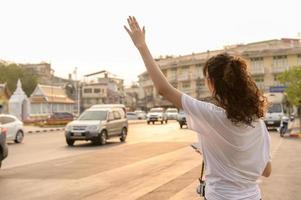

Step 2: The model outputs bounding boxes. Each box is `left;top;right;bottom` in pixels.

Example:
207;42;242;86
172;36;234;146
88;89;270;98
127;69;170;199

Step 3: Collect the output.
180;66;189;74
94;88;101;93
169;68;177;81
250;57;264;74
84;88;92;93
272;55;288;73
182;81;191;89
195;64;204;79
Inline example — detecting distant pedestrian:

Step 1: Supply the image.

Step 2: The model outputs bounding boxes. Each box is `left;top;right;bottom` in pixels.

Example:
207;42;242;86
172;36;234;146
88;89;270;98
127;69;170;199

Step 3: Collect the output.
125;16;271;200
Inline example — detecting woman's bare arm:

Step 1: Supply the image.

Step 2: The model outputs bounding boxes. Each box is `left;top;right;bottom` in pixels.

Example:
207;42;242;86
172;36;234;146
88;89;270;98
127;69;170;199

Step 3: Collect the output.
262;161;272;177
124;16;183;109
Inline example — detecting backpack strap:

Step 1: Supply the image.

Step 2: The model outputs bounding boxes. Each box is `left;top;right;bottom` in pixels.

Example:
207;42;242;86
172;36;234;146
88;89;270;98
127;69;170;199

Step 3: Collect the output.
199;161;205;183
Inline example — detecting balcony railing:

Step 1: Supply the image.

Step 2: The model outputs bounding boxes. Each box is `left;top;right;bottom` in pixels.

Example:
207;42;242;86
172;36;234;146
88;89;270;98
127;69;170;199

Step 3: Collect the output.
178;73;190;81
272;65;289;74
191;73;204;79
250;67;265;75
167;75;177;82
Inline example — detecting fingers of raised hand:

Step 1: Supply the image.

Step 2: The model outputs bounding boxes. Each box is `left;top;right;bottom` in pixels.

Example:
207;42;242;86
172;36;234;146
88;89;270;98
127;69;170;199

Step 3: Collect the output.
127;16;141;32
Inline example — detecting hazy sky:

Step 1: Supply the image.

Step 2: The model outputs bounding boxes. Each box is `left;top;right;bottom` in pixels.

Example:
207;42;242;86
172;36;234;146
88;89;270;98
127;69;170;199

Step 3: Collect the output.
0;0;300;86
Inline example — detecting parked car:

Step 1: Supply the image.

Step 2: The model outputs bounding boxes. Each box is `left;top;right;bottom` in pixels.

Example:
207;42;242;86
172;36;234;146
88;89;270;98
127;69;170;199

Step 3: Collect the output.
177;110;187;128
0;114;24;143
134;110;146;119
166;108;178;120
0;127;8;168
65;104;128;146
127;112;139;120
46;112;74;125
146;107;168;124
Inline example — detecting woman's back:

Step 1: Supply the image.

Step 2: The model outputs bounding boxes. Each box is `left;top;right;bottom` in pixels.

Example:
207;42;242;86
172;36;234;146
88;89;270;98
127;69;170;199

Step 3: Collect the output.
182;93;271;200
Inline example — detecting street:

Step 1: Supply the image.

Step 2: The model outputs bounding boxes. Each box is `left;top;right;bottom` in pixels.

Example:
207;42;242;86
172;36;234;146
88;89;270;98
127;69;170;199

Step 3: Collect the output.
0;121;300;200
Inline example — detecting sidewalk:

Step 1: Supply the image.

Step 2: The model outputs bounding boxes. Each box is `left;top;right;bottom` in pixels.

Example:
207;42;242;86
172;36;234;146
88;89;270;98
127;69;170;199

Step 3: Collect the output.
24;120;147;134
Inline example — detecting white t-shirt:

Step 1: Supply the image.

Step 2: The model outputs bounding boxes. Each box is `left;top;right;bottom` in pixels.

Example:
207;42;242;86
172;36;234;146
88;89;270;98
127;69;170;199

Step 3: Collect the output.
181;93;271;200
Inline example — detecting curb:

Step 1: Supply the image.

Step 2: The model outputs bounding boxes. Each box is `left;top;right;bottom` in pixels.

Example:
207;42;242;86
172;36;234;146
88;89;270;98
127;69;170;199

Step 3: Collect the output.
26;120;147;134
288;133;301;138
27;128;65;134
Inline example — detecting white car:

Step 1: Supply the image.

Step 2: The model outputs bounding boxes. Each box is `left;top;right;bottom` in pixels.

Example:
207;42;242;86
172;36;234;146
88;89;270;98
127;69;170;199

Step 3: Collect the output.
127;112;139;120
0;114;24;143
166;108;179;120
134;110;146;119
147;107;168;124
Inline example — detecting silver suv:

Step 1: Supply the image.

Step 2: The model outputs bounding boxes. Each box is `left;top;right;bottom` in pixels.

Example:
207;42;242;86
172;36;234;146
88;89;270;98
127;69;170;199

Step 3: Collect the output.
65;104;128;146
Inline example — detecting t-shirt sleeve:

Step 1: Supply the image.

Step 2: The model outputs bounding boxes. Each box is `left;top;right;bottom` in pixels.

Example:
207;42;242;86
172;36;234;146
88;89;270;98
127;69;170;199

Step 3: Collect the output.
181;93;224;133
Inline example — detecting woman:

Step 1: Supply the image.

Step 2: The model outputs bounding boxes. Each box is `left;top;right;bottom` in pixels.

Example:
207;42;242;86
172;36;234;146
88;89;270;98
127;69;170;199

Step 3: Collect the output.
124;16;271;200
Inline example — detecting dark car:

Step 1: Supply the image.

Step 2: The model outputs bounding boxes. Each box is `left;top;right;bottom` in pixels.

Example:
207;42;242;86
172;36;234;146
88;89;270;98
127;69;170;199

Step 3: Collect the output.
0;127;8;168
46;112;74;125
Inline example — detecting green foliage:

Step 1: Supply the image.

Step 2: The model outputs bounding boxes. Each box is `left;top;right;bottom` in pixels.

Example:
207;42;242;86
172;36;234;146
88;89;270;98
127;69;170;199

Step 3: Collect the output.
0;63;38;96
278;66;301;106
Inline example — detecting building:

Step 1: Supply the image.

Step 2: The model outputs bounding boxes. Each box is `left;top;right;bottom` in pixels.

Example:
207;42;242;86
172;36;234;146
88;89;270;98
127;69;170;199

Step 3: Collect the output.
81;70;125;110
30;84;75;116
8;80;30;120
124;84;146;111
138;38;301;109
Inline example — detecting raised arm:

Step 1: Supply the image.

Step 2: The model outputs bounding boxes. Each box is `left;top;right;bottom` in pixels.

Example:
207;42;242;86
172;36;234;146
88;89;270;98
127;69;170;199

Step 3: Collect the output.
124;16;183;109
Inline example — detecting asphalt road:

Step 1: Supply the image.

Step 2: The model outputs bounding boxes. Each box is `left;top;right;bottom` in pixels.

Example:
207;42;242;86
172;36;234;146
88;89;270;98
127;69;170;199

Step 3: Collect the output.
0;121;300;200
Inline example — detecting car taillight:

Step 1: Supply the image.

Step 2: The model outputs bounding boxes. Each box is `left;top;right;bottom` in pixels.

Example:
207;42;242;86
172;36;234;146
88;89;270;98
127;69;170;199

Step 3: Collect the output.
0;127;7;135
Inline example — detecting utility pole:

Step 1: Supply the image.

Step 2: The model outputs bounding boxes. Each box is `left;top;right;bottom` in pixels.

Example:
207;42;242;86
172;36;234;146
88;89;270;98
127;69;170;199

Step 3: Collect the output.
51;69;55;114
74;67;80;116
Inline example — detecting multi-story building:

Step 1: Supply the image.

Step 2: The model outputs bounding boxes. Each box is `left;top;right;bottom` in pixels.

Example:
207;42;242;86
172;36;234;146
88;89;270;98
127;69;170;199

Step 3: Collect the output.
81;70;125;110
124;84;146;111
138;38;301;109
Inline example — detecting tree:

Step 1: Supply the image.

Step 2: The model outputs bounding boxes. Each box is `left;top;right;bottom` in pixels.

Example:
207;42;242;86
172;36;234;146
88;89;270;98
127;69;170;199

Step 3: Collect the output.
0;63;38;96
278;66;301;131
278;67;301;106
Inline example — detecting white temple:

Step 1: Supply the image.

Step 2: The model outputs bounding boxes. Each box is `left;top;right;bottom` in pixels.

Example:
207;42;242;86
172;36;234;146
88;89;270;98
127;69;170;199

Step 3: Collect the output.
8;79;30;120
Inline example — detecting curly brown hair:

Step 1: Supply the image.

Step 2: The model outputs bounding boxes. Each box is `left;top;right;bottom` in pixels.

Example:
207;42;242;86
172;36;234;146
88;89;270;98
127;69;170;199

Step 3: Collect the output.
203;53;267;126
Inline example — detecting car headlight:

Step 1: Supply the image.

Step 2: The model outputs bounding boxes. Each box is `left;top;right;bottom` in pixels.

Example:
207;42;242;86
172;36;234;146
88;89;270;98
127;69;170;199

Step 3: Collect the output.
87;125;99;131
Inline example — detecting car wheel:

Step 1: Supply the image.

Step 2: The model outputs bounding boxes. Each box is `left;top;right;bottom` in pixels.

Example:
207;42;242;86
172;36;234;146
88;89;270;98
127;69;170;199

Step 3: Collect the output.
147;121;150;124
161;121;163;124
180;124;183;128
152;121;155;124
100;131;107;145
120;128;127;142
14;130;24;143
165;120;168;124
66;138;75;146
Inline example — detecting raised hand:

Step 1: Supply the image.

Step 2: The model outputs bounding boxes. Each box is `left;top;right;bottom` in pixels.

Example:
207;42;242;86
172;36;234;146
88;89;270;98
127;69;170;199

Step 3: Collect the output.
124;16;146;49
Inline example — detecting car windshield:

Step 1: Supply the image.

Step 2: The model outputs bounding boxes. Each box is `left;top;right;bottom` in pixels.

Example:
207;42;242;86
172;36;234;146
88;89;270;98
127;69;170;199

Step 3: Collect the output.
268;104;282;113
149;109;163;113
167;109;177;113
78;110;107;120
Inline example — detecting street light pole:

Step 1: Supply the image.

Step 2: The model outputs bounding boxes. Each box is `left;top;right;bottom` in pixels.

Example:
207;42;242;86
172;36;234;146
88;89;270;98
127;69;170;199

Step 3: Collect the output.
51;69;55;114
74;67;80;116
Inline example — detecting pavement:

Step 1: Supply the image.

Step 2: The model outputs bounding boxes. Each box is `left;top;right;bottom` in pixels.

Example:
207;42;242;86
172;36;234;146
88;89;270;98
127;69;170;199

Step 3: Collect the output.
2;121;301;200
